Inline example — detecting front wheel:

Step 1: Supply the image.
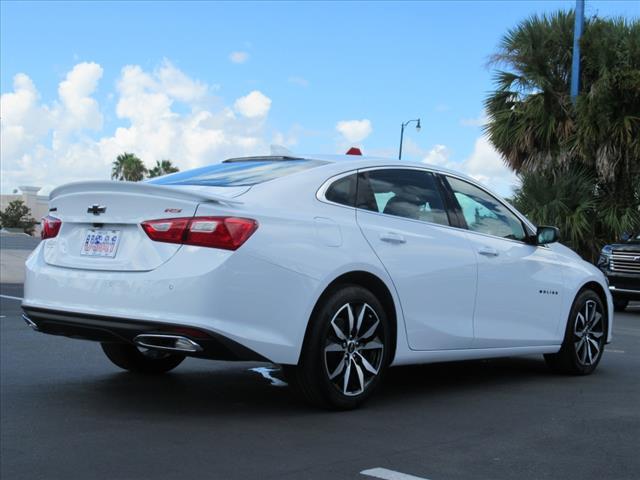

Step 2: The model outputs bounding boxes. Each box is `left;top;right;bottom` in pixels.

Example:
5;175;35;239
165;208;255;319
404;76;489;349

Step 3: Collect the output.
101;342;185;374
544;289;606;375
285;285;391;410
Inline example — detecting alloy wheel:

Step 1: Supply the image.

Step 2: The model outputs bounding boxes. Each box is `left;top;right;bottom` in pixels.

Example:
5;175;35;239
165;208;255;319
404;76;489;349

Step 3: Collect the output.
323;302;385;397
573;299;604;366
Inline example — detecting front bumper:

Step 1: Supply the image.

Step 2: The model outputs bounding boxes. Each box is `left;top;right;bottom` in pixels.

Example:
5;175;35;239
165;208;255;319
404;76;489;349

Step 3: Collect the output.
22;306;268;361
608;285;640;301
604;272;640;300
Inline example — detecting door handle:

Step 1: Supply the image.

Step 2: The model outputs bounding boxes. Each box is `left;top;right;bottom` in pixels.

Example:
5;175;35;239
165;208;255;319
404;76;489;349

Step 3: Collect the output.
478;246;499;257
380;232;406;244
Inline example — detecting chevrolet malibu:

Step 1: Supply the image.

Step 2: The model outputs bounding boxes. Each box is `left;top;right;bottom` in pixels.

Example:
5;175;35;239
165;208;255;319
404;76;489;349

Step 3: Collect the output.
22;155;613;409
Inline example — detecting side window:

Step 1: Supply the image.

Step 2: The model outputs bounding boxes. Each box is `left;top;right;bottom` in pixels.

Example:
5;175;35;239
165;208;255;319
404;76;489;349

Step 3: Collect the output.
446;176;526;241
356;169;450;226
325;173;357;207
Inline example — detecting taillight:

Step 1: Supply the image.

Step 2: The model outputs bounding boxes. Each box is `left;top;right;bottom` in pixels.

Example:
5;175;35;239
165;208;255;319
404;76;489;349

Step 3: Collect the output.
41;216;62;239
141;217;258;251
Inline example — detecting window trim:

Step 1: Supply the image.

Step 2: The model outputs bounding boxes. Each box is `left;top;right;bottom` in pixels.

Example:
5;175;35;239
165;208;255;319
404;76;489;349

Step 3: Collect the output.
356;168;452;227
441;174;535;245
316;165;537;243
318;166;453;228
316;169;360;209
434;174;467;229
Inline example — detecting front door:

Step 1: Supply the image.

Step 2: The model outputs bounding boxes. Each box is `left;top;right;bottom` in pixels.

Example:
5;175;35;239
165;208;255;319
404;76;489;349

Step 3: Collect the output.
444;176;564;348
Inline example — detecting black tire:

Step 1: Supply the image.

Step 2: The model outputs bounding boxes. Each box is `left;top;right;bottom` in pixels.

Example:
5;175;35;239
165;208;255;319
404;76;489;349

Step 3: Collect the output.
544;289;606;375
101;342;185;374
284;284;391;410
613;298;628;312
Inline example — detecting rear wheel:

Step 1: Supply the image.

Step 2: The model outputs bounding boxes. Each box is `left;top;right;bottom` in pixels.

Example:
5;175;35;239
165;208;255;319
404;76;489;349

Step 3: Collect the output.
544;289;606;375
101;342;185;374
613;298;628;312
284;285;391;410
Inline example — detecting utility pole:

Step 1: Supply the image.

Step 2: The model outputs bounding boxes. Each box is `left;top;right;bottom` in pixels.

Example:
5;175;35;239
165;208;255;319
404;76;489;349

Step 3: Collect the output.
570;0;585;103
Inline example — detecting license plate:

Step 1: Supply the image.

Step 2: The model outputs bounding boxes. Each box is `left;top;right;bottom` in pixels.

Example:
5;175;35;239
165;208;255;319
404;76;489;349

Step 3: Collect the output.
81;229;121;257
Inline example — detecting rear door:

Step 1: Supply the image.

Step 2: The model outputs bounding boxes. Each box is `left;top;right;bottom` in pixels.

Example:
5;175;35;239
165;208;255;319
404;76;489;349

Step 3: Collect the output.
443;175;564;347
355;168;477;350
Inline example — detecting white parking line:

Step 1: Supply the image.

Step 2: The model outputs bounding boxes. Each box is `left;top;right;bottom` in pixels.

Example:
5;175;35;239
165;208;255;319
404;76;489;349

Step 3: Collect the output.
249;367;288;387
361;468;430;480
0;294;22;301
607;349;625;354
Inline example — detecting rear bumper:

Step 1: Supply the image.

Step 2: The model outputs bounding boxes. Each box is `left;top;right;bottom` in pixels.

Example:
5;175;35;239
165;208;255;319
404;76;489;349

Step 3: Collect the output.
22;306;268;361
23;242;319;365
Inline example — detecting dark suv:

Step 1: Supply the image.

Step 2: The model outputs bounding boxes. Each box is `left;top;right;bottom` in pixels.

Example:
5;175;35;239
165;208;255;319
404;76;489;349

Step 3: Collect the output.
597;233;640;311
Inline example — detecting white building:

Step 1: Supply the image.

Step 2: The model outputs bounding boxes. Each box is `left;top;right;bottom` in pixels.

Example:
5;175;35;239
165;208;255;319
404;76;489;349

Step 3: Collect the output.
0;186;49;236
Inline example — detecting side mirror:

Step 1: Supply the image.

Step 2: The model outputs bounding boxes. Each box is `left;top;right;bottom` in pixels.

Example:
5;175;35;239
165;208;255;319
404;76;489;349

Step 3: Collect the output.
535;226;560;245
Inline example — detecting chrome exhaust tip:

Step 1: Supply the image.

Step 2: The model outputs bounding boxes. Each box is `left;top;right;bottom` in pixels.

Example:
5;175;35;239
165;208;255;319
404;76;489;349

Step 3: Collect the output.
22;314;38;330
133;334;203;353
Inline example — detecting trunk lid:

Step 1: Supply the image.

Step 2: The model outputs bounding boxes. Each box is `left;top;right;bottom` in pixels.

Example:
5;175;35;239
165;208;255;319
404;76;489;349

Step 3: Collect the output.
43;181;247;272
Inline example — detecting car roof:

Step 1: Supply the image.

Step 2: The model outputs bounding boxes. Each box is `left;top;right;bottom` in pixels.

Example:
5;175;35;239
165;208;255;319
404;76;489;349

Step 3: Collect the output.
226;154;480;185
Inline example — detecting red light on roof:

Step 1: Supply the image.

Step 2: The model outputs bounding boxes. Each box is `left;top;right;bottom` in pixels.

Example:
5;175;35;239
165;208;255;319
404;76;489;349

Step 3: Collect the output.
346;147;362;156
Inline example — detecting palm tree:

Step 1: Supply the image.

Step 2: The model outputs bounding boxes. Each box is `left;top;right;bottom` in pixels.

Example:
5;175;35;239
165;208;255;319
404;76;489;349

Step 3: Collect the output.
485;11;640;259
512;167;599;257
111;153;147;181
148;160;179;178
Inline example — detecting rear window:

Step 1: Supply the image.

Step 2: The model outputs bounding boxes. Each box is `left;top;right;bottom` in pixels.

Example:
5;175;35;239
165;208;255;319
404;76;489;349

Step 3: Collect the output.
147;159;327;187
325;174;357;207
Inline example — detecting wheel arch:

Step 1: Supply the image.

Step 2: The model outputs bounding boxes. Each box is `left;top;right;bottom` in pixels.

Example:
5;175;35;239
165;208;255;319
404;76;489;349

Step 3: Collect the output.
300;270;399;366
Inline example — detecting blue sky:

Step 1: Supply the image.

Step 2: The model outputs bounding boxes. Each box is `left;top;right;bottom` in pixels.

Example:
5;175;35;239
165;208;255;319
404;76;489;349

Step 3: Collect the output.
1;1;638;194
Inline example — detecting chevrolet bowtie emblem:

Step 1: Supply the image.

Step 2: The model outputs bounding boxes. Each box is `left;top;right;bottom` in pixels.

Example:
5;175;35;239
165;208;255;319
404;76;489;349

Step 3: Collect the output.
87;204;107;215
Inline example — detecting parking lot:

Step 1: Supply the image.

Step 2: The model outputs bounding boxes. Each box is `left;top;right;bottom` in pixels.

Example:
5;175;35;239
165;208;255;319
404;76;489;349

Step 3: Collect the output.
1;236;639;480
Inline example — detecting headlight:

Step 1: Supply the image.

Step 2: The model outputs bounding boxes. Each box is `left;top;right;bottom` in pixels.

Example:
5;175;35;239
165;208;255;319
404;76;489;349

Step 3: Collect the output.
597;245;612;268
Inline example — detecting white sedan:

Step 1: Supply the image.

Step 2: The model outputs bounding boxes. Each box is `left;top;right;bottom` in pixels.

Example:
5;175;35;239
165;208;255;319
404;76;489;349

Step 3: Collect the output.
22;154;613;409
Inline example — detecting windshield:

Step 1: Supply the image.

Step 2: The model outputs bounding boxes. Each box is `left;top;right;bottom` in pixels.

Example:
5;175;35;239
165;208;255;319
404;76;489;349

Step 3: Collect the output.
147;159;327;187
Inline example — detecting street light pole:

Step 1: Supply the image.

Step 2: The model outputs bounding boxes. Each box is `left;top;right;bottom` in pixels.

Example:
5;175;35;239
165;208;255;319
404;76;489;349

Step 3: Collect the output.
570;0;585;103
398;118;421;160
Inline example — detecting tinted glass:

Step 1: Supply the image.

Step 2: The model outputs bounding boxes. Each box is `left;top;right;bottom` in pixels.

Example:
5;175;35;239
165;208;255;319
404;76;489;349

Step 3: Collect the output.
148;159;327;187
325;174;357;207
446;176;526;241
357;169;449;225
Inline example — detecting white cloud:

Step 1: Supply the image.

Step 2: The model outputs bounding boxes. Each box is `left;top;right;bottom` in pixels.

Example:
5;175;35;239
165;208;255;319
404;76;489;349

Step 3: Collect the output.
422;144;451;166
288;76;309;87
462;136;519;195
0;61;277;193
56;62;104;134
336;119;372;143
229;51;249;64
234;90;272;118
460;112;488;127
422;136;519;196
156;59;209;102
0;74;51;162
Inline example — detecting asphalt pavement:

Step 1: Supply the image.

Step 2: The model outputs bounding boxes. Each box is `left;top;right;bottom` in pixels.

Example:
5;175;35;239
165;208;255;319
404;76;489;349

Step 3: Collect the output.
1;279;639;480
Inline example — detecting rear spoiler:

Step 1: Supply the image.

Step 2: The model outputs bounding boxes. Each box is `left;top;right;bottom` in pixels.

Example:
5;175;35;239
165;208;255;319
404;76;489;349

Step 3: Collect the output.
49;181;243;205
